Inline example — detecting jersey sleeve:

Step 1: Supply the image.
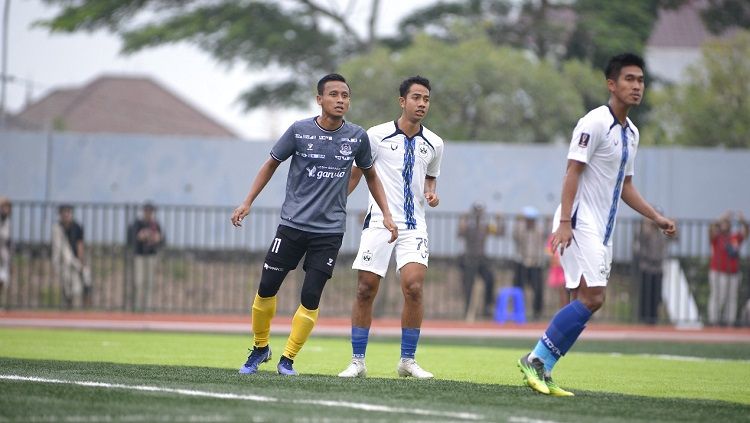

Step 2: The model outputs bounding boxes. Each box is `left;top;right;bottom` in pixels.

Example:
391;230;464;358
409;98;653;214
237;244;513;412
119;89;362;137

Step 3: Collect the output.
427;140;444;177
354;130;374;170
567;117;600;164
270;123;297;162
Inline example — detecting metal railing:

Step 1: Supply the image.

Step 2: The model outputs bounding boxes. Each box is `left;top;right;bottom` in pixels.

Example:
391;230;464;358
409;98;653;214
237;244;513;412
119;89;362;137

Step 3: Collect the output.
2;201;748;326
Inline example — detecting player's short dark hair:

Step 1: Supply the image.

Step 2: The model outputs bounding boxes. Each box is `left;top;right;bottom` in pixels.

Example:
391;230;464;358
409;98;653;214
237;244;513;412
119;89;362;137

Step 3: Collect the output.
317;73;349;95
399;75;431;97
58;204;73;213
604;53;645;80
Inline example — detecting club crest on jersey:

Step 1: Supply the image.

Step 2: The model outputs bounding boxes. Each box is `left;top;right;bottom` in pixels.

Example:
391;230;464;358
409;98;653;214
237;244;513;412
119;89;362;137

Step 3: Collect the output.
362;250;373;264
418;144;429;157
339;143;352;156
578;133;590;148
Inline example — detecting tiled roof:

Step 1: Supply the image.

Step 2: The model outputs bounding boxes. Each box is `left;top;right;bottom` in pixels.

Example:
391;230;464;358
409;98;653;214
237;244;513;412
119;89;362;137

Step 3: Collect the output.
14;75;237;138
648;0;738;48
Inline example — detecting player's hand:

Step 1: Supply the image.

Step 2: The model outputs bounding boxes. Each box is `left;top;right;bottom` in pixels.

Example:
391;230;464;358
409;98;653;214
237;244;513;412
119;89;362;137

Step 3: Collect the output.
425;192;439;207
231;204;250;227
383;216;398;243
655;215;677;238
551;222;574;256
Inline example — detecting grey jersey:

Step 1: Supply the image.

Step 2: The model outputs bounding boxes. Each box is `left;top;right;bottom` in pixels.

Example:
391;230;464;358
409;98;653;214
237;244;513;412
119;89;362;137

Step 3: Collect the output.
271;117;373;233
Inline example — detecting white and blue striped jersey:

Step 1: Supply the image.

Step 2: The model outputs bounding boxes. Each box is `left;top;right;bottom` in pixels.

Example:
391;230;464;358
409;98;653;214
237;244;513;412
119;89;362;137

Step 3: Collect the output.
560;105;639;246
356;120;444;231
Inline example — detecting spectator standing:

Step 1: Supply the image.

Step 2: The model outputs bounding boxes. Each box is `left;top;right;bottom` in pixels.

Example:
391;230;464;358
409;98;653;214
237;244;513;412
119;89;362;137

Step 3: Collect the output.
457;202;502;318
128;202;164;311
52;205;91;308
708;211;748;326
633;215;672;324
0;197;11;308
513;206;546;320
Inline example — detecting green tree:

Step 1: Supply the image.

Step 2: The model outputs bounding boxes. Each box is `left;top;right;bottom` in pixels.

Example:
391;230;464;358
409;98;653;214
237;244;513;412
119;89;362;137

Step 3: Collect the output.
645;30;750;148
699;0;750;33
38;0;383;110
565;0;662;68
340;35;588;143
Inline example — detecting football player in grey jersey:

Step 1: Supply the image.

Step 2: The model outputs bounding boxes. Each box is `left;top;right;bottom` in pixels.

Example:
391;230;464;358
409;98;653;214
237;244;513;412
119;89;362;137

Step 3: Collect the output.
232;73;397;376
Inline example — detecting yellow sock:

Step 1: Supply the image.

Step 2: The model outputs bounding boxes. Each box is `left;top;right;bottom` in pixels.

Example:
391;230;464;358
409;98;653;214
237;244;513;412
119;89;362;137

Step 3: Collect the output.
251;293;276;348
283;304;319;360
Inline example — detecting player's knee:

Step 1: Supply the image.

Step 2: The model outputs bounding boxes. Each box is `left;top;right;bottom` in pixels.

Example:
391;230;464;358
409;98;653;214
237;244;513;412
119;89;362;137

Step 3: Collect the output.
402;280;423;303
355;281;378;303
580;291;605;312
300;282;325;310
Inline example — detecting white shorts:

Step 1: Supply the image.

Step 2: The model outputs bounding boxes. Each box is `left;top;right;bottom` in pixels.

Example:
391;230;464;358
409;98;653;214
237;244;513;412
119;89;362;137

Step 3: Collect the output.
559;229;612;288
352;227;429;278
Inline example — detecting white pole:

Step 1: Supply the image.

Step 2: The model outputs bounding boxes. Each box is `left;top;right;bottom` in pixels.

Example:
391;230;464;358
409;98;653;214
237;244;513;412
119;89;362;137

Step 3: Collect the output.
0;0;10;128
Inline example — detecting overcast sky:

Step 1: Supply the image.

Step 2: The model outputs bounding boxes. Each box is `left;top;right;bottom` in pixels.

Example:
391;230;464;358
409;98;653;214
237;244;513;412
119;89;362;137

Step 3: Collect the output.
4;0;436;140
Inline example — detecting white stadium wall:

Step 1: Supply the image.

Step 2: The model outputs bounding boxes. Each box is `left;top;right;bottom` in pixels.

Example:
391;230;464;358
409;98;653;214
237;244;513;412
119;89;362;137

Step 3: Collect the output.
1;130;749;221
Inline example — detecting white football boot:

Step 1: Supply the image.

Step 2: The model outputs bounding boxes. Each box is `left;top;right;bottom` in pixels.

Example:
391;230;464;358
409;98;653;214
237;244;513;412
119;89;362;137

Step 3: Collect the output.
338;358;367;378
396;358;434;379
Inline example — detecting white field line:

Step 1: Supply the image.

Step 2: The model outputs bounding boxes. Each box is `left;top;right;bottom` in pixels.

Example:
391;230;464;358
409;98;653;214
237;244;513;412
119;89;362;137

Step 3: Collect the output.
607;353;750;363
0;374;484;421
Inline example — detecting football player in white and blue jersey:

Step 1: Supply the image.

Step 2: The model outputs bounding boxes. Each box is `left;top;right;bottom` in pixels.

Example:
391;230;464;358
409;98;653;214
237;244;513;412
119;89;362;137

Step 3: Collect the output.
231;74;398;377
339;76;444;379
517;53;677;396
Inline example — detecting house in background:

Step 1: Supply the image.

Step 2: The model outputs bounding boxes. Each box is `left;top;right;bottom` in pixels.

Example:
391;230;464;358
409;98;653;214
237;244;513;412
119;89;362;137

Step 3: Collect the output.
645;0;739;84
11;75;238;138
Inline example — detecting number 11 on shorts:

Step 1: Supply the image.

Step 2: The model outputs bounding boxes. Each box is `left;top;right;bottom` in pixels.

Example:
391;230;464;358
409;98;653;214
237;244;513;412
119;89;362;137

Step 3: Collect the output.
271;237;281;254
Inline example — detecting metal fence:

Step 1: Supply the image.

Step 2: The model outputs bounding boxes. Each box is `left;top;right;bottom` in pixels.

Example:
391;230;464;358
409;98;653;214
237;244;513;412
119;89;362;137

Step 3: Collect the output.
2;201;748;326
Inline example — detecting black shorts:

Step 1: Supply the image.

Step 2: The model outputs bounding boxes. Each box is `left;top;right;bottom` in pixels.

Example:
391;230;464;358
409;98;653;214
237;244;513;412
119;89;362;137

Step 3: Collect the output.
264;225;344;278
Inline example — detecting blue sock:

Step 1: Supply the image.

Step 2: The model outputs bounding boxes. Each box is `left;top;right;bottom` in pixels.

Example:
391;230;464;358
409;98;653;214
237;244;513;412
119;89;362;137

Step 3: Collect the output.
352;326;369;359
401;328;420;359
532;300;592;373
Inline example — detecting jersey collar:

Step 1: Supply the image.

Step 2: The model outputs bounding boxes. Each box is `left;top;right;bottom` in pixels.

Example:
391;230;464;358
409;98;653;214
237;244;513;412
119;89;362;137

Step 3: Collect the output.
393;119;424;139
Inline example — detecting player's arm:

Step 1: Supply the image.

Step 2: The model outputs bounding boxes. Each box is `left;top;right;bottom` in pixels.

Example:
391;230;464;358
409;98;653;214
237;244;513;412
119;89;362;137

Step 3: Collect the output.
76;239;85;266
361;166;398;243
621;176;676;237
231;157;282;227
551;159;585;255
737;211;748;238
348;166;363;195
424;176;439;207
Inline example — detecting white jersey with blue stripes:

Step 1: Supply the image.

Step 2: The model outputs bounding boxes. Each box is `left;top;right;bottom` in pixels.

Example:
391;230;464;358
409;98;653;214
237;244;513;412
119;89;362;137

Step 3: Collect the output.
559;105;639;246
356;120;444;231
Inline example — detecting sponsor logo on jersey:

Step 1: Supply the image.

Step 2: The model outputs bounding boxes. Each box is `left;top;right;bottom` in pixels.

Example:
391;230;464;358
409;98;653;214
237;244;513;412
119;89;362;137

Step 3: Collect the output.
340;137;359;143
578;133;590;148
305;165;346;180
296;151;326;159
307;143;314;150
319;135;333;141
390;143;398;151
